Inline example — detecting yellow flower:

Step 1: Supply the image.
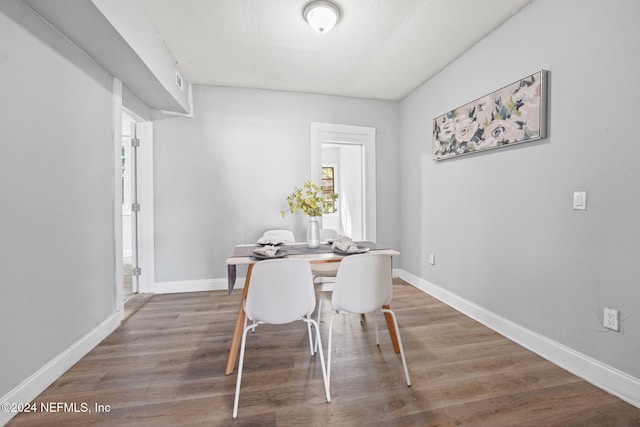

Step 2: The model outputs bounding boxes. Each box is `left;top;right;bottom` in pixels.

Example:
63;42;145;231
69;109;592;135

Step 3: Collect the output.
282;180;338;217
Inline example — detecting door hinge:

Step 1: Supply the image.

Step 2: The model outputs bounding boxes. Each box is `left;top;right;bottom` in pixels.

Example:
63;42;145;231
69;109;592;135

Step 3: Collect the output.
131;203;140;212
131;138;140;147
132;267;142;276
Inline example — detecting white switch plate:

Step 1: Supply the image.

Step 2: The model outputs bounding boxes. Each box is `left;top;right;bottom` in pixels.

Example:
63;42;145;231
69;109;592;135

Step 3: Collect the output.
429;254;435;265
573;191;587;210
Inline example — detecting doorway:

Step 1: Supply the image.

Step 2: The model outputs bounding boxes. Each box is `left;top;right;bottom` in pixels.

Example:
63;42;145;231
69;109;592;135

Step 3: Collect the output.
321;143;365;239
121;109;153;318
121;111;137;300
310;122;376;241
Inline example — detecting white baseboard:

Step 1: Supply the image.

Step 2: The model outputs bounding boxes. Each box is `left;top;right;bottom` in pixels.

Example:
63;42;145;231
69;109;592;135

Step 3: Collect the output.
154;270;400;295
0;312;122;426
154;277;245;294
397;269;640;410
153;269;403;296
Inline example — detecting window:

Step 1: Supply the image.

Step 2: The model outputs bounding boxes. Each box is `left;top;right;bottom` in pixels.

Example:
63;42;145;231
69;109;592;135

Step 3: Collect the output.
322;166;337;213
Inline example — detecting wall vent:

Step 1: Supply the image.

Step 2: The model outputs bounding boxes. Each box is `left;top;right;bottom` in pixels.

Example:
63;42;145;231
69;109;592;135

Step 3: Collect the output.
175;71;184;92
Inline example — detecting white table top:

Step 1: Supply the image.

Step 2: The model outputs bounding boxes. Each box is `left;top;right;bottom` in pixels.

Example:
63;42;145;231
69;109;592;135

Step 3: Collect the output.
226;241;399;266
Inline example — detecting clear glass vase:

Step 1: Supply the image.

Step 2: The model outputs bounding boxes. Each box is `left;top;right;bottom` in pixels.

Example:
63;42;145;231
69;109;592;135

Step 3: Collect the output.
306;216;320;248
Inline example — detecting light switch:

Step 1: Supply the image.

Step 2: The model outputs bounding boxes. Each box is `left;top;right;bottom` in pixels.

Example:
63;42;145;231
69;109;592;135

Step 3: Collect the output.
573;191;587;210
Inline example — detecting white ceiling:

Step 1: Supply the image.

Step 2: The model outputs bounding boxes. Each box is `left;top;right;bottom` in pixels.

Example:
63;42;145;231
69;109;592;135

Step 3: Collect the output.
135;0;533;101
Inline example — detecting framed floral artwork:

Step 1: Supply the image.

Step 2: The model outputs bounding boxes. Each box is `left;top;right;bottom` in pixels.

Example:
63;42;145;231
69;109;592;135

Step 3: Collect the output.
433;70;548;161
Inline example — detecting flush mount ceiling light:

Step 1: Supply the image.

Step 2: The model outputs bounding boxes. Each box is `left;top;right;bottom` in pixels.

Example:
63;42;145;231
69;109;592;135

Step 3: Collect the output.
303;0;342;33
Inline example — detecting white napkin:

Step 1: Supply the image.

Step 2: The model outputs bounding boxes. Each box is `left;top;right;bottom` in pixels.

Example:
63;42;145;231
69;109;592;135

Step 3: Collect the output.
332;236;359;253
254;245;280;257
257;236;285;245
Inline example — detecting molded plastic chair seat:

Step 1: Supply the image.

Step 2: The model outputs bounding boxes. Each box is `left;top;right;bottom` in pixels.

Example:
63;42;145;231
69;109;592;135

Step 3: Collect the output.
232;258;330;419
260;229;295;243
319;228;339;242
326;253;411;391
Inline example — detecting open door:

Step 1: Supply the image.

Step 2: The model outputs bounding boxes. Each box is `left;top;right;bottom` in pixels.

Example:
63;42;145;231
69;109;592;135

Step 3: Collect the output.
129;121;141;294
121;112;139;299
119;108;154;316
310;122;376;241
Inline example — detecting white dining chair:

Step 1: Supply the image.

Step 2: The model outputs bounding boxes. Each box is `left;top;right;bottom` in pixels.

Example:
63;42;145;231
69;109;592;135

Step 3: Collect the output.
311;228;340;333
319;228;339;242
260;229;295;243
311;229;340;283
232;258;331;419
326;253;411;391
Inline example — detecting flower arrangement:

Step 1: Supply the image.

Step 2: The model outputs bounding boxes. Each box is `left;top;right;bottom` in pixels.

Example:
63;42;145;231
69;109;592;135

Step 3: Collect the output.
280;180;338;218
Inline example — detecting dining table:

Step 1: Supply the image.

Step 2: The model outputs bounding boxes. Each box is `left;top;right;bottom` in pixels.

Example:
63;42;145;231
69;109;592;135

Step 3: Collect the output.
225;241;400;375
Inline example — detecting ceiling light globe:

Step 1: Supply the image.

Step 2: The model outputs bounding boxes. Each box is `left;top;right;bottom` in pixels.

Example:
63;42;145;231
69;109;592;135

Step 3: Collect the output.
304;1;341;33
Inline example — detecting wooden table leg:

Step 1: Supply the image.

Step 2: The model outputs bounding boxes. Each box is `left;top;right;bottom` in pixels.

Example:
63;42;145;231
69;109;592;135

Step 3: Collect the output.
382;304;400;354
225;264;253;375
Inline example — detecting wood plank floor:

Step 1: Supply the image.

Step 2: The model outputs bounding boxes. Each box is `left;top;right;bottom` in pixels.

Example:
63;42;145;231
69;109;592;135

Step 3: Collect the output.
8;280;640;426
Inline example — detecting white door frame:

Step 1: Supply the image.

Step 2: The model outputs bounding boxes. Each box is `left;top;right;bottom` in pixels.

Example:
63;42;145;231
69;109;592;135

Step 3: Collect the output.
113;79;124;315
310;122;376;241
120;115;154;295
113;79;155;318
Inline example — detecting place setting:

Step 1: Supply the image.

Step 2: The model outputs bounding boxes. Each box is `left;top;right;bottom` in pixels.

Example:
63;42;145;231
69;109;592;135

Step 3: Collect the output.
330;235;370;255
251;245;289;260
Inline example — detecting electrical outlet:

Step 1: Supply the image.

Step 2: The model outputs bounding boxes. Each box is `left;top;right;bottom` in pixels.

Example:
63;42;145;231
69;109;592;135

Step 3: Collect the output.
603;307;619;331
429;254;435;265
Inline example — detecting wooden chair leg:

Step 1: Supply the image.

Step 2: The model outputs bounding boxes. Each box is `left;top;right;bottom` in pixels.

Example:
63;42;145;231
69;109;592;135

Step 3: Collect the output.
382;304;400;353
225;264;253;375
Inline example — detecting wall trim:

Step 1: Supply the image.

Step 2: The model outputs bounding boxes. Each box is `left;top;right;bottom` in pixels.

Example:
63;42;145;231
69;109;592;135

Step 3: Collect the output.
0;312;122;426
154;271;401;295
154;277;245;294
396;269;640;409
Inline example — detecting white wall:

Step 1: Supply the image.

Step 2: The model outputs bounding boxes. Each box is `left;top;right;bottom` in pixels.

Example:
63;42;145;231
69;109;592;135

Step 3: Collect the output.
152;85;400;283
0;0;119;408
400;0;640;383
6;0;637;416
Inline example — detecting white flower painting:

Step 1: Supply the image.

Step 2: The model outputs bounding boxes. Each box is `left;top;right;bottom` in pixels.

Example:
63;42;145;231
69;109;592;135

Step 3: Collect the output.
433;71;547;161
